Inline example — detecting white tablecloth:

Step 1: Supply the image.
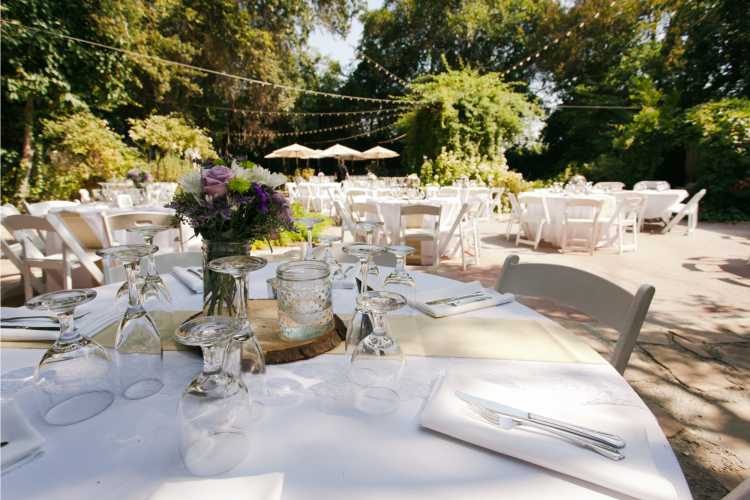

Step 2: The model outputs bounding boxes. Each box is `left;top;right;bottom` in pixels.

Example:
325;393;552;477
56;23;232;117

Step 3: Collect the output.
1;266;690;500
613;190;689;220
519;192;617;248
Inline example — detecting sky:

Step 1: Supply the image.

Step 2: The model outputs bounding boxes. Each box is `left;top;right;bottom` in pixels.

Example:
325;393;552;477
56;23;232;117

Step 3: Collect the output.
307;0;384;70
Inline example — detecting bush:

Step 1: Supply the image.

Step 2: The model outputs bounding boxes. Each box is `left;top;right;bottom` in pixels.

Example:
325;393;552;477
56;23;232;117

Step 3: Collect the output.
251;202;332;250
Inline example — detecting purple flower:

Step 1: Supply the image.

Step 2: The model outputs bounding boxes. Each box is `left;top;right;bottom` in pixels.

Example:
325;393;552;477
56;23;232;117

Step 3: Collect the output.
202;166;234;198
253;183;270;214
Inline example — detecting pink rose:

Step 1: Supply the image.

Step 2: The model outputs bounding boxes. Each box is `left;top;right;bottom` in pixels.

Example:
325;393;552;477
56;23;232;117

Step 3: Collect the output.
202;165;233;197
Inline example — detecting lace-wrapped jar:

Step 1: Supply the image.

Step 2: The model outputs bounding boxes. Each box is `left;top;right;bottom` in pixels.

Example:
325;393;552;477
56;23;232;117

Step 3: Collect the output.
275;260;333;341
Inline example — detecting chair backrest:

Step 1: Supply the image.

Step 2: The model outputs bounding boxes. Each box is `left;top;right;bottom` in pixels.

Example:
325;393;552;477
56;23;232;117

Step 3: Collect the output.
57;211;105;249
613;195;646;224
350;202;382;223
2;214;54;259
116;194;134;209
634;180;670;191
104;251;202;283
489;187;505;214
438;202;471;256
495;254;655;374
563;198;604;224
437;187;460;198
333;199;357;235
400;204;442;235
507;192;522;216
101;211;178;248
662;189;707;234
346;189;368;207
79;189;91;203
24;200;78;216
593;181;625;191
684;188;707;209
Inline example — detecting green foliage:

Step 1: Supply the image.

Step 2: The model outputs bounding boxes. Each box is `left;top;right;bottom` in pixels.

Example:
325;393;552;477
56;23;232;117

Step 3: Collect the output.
399;66;544;168
251;202;332;250
128;114;217;162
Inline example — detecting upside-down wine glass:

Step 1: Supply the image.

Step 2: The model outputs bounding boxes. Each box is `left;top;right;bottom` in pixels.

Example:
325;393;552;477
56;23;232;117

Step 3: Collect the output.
126;224;172;303
176;316;253;476
342;243;385;354
316;234;345;281
355;221;384;276
97;244;164;399
294;217;322;260
349;290;407;414
384;245;417;303
208;255;303;405
26;289;117;425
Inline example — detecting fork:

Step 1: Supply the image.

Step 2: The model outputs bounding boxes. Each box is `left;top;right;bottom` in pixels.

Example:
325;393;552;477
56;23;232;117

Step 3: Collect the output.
471;405;625;461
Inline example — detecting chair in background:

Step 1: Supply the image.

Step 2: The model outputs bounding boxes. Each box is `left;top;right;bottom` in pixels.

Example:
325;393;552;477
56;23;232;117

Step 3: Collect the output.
103;251;202;284
504;193;523;240
495;254;655;374
489;187;505;218
593;182;625;191
23;200;78;216
285;182;299;205
79;189;92;203
332;199;358;243
345;189;368;208
662;189;706;236
458;198;483;268
612;195;645;253
399;204;442;270
116;194;134;209
350;202;387;244
560;198;604;255
437;187;461;198
2;214;103;299
634;180;670;191
516;195;550;250
101;211;183;251
295;183;316;212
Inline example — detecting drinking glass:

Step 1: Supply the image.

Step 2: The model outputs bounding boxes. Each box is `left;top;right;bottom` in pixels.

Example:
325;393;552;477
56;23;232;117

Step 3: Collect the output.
176;316;252;476
97;244;164;399
207;255;268;378
294;217;322;260
126;224;172;303
316;234;345;281
26;289;116;425
342;243;385;353
355;221;384;276
384;245;417;303
349;290;407;414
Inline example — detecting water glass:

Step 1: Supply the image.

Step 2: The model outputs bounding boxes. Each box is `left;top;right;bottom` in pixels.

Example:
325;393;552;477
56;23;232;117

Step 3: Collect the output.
275;260;333;341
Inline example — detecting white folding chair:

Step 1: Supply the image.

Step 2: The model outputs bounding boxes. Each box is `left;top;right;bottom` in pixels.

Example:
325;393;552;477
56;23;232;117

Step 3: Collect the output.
101;211;183;251
437;187;461;198
634;180;670;191
351;202;387;244
489;187;505;218
23;200;78;216
399;204;442;270
560;198;604;255
495;254;655;374
79;189;92;203
332;199;358;242
516;195;550;250
504;193;522;240
458;199;483;269
662;189;706;236
345;189;368;208
593;182;625;191
611;195;645;253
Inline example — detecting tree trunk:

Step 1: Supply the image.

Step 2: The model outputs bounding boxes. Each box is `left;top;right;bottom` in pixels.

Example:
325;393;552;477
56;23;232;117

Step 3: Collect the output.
18;96;34;201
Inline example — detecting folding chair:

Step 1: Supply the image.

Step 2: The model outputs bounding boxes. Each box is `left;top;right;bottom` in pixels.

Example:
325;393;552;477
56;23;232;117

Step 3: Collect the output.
662;189;706;236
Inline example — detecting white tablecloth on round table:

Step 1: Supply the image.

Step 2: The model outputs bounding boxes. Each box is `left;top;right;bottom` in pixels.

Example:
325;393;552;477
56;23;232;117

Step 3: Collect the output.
612;189;689;220
365;197;463;256
1;265;690;500
519;191;617;248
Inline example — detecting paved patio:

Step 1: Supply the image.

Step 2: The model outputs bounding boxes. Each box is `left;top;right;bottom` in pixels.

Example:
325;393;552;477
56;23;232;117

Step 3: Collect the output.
1;218;748;499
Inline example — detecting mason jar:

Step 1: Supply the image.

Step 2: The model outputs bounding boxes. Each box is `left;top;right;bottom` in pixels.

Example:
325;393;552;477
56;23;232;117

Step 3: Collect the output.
275;260;333;341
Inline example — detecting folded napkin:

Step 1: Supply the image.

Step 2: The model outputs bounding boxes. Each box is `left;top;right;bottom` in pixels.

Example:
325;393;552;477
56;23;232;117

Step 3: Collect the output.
173;266;203;294
0;306;120;342
332;277;354;289
420;373;677;500
149;473;284;500
412;281;514;318
1;399;45;474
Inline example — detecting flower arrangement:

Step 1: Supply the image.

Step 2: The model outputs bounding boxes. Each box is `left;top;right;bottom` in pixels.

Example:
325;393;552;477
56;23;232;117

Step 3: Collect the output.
126;168;153;187
169;162;293;243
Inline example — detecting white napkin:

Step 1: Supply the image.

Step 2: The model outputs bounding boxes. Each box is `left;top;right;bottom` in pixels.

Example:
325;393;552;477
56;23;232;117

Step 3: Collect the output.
333;277;354;289
172;266;203;294
412;281;514;318
149;473;284;500
0;307;120;342
1;399;45;474
420;373;677;500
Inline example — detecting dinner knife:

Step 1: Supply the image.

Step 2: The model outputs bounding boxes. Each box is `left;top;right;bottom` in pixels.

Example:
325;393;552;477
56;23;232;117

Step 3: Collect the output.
448;294;491;307
455;391;626;450
0;324;60;331
187;268;203;279
425;290;485;306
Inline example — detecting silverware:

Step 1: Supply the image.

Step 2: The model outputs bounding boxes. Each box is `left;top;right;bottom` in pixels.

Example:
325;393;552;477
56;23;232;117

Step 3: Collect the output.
426;290;484;306
468;403;625;461
455;391;626;450
0;324;60;331
448;294;491;307
187;268;202;279
1;312;90;322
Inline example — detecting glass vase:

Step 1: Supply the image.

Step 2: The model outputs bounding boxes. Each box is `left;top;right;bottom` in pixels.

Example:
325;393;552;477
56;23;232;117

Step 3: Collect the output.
201;240;251;317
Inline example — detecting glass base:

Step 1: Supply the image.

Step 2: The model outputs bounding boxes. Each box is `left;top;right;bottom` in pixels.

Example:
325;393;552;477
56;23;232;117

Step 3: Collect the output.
247;376;304;407
355;386;400;415
42;390;115;426
182;430;249;476
122;378;164;400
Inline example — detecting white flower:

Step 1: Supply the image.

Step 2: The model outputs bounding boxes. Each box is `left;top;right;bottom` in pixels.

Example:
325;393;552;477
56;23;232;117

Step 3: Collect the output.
247;165;287;188
178;169;202;196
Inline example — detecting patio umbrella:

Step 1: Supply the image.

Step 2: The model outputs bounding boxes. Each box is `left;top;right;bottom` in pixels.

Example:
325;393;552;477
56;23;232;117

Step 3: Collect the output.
264;143;317;171
360;145;399;170
318;144;363;161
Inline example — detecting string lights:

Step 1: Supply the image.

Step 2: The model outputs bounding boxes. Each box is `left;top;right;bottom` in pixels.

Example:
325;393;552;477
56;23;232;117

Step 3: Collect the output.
357;50;410;88
307;122;401;145
196;104;409;117
0;20;413;105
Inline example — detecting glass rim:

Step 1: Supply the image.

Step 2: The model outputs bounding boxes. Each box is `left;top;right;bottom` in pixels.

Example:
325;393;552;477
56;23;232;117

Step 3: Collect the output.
276;260;330;281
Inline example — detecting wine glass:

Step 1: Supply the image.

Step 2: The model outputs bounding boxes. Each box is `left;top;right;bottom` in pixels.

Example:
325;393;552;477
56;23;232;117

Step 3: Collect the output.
175;316;253;476
341;243;385;354
206;255;267;379
26;289;116;425
96;244;164;399
349;290;407;414
126;224;172;303
294;217;322;260
384;245;417;303
316;234;345;281
355;221;384;276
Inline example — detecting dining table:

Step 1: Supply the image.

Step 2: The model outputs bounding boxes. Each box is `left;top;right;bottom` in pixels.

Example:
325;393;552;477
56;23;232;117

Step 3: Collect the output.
0;263;691;500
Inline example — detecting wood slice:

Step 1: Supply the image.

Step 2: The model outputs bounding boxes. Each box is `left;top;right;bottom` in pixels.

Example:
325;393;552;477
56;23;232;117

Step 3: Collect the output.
241;299;345;365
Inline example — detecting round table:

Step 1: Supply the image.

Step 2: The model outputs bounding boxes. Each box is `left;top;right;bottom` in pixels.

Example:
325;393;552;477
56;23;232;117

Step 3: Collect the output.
0;264;690;500
613;189;689;220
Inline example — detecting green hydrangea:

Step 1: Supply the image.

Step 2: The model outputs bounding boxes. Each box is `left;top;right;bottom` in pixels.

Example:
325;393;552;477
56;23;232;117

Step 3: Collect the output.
228;176;251;194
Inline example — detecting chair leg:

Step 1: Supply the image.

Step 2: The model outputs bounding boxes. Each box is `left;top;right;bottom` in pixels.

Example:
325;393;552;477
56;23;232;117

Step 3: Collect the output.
515;221;522;247
459;221;467;271
618;223;624;254
633;222;638;252
505;218;512;240
22;267;33;300
472;219;480;262
432;236;439;270
534;221;544;250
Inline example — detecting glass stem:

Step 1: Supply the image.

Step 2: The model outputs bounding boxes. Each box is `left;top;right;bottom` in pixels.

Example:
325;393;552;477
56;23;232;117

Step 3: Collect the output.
370;311;387;337
233;275;249;327
143;236;157;276
125;262;143;308
56;311;79;344
201;342;227;375
358;257;369;292
395;255;406;274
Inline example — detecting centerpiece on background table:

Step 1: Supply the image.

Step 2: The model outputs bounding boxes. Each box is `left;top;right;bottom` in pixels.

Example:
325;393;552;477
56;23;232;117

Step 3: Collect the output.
170;161;293;316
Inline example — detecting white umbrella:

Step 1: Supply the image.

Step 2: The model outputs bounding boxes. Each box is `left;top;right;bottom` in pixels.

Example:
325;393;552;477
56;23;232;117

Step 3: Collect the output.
318;144;364;161
360;146;399;160
264;143;317;159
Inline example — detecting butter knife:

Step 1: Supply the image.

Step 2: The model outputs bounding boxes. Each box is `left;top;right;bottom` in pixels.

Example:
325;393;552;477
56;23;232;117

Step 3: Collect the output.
455;391;626;450
448;294;491;307
1;324;59;331
426;290;484;306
